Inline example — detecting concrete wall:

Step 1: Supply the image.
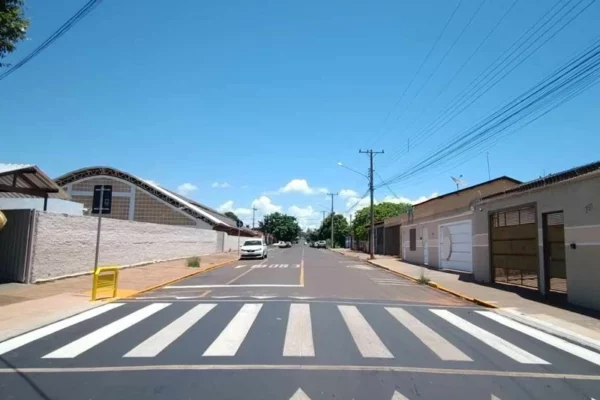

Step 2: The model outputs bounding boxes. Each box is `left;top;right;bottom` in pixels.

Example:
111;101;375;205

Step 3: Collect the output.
473;172;600;310
401;209;474;269
29;212;250;282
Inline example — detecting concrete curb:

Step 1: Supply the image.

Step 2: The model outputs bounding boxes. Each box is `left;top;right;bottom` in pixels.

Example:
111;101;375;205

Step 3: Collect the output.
496;308;600;353
110;257;239;301
364;259;498;308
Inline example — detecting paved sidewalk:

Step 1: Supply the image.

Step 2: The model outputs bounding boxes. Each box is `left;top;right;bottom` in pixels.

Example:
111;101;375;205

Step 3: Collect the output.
0;252;238;341
331;248;600;349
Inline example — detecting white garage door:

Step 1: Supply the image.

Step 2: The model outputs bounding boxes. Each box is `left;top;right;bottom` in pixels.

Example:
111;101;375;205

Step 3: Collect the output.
439;220;472;272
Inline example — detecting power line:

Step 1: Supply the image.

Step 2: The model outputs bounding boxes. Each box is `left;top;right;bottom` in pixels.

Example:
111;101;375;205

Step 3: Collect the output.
377;37;600;187
385;0;520;162
375;170;400;200
369;0;465;148
390;0;488;125
386;0;592;164
0;0;102;81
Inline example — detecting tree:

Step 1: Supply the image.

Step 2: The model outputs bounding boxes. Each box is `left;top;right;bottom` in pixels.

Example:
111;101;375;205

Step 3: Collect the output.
0;0;29;67
223;211;241;224
317;213;349;247
351;202;412;241
258;212;301;242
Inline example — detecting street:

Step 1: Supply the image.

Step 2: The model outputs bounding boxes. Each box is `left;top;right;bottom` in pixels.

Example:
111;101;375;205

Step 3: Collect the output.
1;245;599;399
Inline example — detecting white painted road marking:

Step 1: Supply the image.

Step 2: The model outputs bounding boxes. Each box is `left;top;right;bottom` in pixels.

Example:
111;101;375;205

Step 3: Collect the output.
386;307;471;361
478;311;600;367
338;305;394;358
0;303;124;355
124;304;216;358
43;303;170;359
283;304;314;357
289;388;311;400
431;309;549;364
391;391;410;400
203;303;263;356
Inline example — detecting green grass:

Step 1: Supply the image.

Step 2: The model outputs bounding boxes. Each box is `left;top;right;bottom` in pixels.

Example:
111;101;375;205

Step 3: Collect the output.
187;257;200;268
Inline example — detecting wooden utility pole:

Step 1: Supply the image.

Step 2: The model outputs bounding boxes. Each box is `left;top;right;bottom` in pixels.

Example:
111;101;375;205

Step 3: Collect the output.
359;149;384;259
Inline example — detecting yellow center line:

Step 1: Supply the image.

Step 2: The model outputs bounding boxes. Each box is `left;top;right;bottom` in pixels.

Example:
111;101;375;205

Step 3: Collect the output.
198;290;212;298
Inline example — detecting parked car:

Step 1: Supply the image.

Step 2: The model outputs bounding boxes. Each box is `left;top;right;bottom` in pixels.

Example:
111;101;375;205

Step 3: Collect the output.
315;240;327;248
240;239;268;259
274;241;286;248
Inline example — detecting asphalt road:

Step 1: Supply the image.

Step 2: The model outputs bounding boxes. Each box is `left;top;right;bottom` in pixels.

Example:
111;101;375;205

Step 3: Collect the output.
1;244;599;399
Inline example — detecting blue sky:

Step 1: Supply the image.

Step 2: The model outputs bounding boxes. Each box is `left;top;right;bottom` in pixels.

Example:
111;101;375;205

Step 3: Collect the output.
2;0;599;228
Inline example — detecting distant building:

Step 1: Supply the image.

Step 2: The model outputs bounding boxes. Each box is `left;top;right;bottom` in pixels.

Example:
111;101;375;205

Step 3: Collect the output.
55;166;257;236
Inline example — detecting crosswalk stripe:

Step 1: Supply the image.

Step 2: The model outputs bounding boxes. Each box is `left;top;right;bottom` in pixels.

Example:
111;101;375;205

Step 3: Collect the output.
431;309;549;364
203;303;262;356
386;307;472;361
477;311;600;367
338;305;393;359
0;303;124;355
43;303;170;359
124;304;216;358
283;304;314;357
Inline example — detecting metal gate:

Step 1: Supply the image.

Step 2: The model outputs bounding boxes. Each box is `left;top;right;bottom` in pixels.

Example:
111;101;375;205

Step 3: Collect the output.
543;211;567;293
0;209;36;283
490;206;539;290
384;226;400;255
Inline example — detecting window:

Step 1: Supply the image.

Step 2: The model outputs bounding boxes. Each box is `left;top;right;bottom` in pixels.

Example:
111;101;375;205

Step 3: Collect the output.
409;228;416;251
243;240;262;246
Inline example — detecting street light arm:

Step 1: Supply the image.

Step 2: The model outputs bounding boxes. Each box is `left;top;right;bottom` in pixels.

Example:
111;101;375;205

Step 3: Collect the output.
337;162;369;179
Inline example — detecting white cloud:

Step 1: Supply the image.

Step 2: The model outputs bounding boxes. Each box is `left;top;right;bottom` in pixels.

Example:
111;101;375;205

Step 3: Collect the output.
177;182;198;196
278;179;328;195
143;179;160;187
339;189;358;198
241;185;249;189
212;182;231;188
252;196;282;215
287;205;321;229
217;200;252;217
381;193;438;205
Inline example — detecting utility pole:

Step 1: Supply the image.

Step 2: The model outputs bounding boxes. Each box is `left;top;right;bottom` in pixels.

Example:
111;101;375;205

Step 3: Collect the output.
321;210;327;221
327;192;338;248
486;152;491;181
359;149;384;259
252;206;258;229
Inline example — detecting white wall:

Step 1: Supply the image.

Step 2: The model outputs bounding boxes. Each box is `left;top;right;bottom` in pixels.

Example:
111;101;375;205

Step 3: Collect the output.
30;212;221;282
0;198;84;215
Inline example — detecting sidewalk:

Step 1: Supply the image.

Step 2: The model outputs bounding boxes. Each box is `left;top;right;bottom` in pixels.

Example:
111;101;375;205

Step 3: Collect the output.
0;252;238;341
331;248;600;350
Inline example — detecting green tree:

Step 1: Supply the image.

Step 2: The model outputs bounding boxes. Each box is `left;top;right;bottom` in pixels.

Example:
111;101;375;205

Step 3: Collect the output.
1;0;29;67
351;202;412;240
223;211;240;224
258;212;301;242
317;213;349;247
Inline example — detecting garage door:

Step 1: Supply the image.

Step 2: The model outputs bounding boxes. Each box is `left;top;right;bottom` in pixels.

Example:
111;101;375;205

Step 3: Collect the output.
439;220;472;272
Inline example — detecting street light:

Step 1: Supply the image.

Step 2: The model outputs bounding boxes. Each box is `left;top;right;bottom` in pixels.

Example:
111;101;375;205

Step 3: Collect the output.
337;162;368;179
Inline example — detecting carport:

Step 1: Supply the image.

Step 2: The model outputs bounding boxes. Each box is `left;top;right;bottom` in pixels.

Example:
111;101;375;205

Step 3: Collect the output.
0;164;63;283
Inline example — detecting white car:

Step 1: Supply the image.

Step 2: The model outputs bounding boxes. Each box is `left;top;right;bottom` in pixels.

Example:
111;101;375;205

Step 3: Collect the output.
274;241;286;248
240;239;268;259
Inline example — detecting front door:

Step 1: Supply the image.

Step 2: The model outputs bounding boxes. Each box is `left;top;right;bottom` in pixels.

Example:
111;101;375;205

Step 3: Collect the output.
423;227;429;265
543;211;567;293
